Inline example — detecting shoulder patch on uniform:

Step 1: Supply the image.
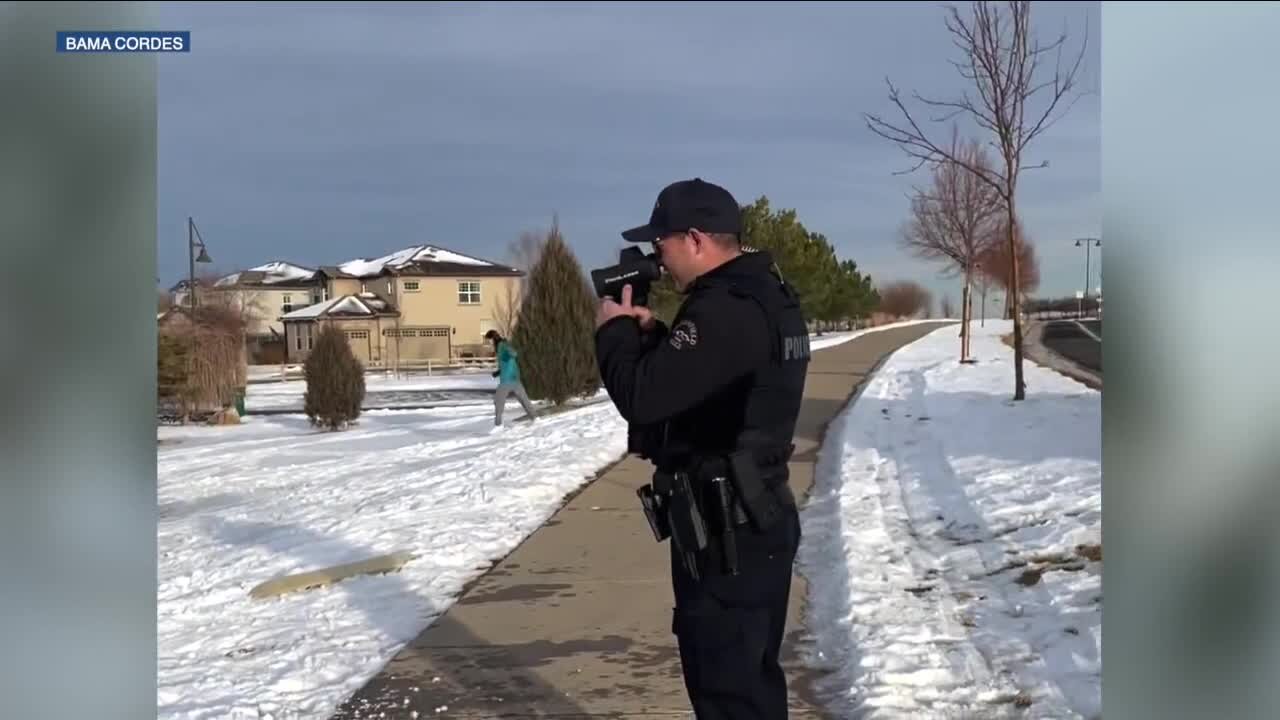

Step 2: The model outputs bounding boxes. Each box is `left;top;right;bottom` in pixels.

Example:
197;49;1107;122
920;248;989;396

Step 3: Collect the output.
668;319;699;350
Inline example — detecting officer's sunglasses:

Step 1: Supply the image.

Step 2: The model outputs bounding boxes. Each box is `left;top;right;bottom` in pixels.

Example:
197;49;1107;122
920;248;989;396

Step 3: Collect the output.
653;230;695;253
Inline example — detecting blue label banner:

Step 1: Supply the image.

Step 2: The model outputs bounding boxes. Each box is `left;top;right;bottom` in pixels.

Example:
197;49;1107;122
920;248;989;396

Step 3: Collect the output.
57;31;190;53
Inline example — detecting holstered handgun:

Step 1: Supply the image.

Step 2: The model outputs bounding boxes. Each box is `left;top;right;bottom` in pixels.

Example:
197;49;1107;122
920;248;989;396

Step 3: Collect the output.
727;448;785;532
636;484;670;542
642;470;708;580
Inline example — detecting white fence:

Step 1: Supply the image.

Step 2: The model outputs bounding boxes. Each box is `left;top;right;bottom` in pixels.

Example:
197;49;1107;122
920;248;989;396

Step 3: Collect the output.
248;355;497;383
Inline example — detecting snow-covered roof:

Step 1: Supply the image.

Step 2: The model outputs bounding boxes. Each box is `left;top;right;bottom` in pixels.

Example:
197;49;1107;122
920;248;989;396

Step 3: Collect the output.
280;297;344;320
356;291;392;312
279;293;398;321
337;245;504;278
215;261;318;288
252;261;316;281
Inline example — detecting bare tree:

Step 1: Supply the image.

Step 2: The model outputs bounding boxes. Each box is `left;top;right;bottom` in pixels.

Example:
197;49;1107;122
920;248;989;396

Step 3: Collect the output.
509;229;548;294
878;280;933;318
973;256;996;326
977;217;1041;318
900;130;1003;362
492;226;551;338
864;0;1089;399
197;269;270;339
941;295;956;319
158;302;248;422
492;277;522;339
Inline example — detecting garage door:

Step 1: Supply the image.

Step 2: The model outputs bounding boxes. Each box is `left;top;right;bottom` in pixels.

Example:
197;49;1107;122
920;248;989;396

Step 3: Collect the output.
388;326;451;361
343;329;372;363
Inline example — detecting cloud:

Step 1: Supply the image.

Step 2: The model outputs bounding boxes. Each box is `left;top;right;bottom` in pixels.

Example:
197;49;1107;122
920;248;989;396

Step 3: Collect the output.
158;1;1099;299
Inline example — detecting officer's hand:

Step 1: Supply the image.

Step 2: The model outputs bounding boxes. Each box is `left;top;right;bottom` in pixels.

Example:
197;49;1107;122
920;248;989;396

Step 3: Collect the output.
596;284;655;331
621;284;657;331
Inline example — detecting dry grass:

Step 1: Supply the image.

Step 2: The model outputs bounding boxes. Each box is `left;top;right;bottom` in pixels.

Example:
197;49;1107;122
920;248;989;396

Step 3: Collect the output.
1076;542;1103;562
980;543;1099;586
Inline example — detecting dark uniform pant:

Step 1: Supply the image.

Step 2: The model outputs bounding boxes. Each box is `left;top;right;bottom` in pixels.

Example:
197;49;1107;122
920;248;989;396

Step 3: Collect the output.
670;505;801;719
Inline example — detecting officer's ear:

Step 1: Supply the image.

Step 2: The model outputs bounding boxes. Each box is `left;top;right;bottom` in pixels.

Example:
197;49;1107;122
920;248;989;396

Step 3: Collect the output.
687;228;708;254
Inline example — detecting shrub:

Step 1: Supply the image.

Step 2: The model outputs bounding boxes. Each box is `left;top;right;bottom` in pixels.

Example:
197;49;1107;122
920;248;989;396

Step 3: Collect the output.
511;221;601;405
303;324;366;430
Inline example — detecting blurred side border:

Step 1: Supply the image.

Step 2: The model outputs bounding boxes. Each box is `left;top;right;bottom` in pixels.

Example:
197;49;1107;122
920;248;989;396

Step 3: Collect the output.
2;2;1280;719
1104;2;1280;719
0;2;158;719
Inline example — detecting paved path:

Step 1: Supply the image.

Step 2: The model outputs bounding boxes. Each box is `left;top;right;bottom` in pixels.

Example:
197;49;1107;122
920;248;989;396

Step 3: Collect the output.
1040;320;1102;371
1025;320;1103;390
331;321;953;719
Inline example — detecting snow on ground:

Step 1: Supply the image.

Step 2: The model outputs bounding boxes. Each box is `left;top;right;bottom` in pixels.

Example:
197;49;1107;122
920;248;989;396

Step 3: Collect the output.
245;370;498;413
157;398;627;720
799;320;1101;719
159;314;966;719
810;319;956;352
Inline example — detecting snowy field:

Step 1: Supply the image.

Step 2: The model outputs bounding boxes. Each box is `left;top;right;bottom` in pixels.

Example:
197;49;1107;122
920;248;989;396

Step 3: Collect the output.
799;320;1102;719
155;317;986;719
245;371;498;413
157;398;628;719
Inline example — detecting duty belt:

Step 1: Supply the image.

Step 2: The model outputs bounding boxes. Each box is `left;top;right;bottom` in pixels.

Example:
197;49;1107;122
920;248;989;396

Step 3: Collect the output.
636;444;796;580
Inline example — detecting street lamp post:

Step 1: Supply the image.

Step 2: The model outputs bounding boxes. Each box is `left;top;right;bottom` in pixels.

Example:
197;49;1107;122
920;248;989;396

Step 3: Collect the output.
179;217;215;423
1074;237;1100;317
188;216;213;310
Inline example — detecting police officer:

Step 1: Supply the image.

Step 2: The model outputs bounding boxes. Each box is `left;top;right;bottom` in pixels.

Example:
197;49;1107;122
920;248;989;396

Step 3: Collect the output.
594;178;811;719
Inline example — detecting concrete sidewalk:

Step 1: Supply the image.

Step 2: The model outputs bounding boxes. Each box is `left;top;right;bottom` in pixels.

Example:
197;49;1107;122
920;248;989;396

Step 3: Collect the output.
332;321;953;719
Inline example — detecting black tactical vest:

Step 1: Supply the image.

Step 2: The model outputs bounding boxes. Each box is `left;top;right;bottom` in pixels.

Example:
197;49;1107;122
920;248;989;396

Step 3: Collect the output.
647;251;811;471
718;256;811;455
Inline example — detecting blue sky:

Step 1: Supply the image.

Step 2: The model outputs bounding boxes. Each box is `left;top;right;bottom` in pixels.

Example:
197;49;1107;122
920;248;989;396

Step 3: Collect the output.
157;1;1099;309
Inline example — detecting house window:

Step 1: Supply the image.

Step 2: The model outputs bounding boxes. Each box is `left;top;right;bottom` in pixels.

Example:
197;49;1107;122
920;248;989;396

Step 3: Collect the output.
282;294;293;314
345;330;369;340
403;280;420;292
458;281;480;305
294;325;314;351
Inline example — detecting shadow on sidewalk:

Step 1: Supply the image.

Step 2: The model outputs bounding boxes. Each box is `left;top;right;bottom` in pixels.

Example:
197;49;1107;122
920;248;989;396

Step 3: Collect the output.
200;516;594;719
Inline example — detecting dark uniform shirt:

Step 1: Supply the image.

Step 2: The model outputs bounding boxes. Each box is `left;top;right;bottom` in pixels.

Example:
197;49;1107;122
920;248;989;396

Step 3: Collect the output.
594;250;811;472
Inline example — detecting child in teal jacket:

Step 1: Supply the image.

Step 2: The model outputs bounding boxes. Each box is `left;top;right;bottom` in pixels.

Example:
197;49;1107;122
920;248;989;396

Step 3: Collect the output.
485;330;537;427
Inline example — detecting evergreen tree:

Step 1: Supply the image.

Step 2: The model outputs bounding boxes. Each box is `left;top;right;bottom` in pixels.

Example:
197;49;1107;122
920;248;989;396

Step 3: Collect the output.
741;196;878;327
512;220;601;405
303;323;366;430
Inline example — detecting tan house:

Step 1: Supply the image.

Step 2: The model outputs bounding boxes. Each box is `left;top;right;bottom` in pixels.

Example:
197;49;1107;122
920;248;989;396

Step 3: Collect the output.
281;244;524;366
280;292;407;364
207;262;328;364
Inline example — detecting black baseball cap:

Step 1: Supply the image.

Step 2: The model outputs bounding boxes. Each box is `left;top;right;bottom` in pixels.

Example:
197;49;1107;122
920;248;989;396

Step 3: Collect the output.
621;178;743;244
